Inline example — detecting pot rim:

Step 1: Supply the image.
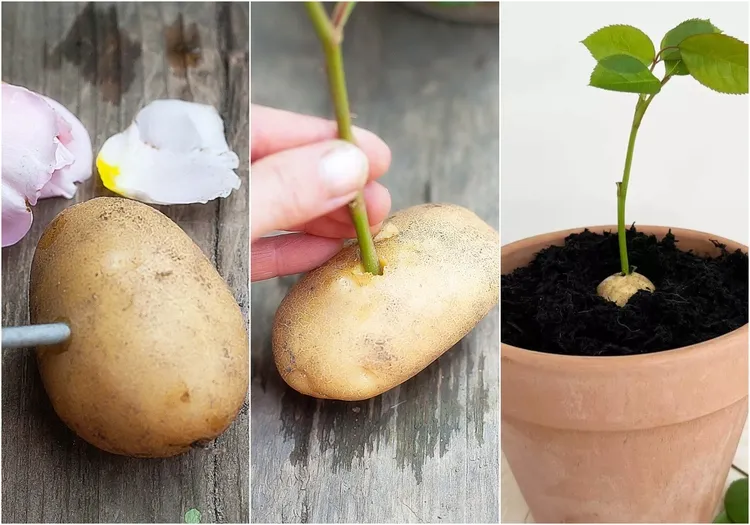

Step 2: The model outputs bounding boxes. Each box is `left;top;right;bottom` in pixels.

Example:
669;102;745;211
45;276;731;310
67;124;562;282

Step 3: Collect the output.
501;224;749;368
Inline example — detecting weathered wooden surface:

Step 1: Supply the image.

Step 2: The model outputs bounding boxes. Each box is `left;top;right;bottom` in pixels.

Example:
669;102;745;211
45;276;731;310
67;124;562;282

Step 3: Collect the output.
250;3;499;523
1;3;248;523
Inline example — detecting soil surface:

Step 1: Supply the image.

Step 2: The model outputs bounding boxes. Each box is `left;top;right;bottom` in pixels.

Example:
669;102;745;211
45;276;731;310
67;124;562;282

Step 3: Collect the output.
501;227;749;356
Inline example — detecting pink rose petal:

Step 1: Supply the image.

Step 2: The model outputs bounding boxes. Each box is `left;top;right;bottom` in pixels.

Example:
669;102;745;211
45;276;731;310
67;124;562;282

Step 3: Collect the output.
1;194;33;248
39;96;93;199
1;83;92;247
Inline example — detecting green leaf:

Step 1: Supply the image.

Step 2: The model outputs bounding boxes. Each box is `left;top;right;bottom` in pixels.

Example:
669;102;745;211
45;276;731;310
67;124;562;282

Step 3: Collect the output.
664;59;683;77
713;510;731;523
582;25;656;66
679;33;749;94
184;509;202;524
589;54;662;94
725;477;748;523
660;19;722;76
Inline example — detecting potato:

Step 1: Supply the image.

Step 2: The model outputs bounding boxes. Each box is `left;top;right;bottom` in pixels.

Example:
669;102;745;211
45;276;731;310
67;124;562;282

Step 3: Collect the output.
273;203;499;401
597;271;655;306
29;197;248;457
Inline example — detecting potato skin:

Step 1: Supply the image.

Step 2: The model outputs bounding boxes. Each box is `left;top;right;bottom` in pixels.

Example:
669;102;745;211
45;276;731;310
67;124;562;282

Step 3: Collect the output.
29;197;248;457
273;203;499;401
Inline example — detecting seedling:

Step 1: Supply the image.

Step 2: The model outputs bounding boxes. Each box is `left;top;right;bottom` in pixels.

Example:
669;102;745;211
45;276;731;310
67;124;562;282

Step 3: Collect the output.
582;20;748;306
306;1;382;275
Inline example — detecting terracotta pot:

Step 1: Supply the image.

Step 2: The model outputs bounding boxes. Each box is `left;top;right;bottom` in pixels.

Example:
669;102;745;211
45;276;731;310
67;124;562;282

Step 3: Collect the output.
501;225;748;523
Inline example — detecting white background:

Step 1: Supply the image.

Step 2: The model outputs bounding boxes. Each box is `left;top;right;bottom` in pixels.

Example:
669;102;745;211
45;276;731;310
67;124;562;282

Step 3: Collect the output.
501;1;749;245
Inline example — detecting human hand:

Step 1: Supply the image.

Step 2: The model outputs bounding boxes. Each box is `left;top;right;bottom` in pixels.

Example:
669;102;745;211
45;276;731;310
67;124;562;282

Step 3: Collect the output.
251;105;392;281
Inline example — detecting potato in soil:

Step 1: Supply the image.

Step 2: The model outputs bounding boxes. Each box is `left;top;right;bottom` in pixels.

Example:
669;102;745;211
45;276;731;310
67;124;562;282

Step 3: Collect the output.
273;203;499;401
29;197;248;458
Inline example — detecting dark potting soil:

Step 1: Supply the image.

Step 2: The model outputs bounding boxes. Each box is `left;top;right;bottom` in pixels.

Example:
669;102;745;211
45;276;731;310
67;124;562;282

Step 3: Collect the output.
501;227;749;356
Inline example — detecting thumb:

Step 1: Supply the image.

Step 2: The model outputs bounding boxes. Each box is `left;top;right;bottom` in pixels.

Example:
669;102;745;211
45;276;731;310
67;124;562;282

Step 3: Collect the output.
251;140;369;240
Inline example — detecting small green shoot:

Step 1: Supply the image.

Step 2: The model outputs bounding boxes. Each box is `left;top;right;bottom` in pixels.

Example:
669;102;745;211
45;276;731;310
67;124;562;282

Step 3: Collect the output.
582;20;748;299
184;508;201;523
714;477;748;523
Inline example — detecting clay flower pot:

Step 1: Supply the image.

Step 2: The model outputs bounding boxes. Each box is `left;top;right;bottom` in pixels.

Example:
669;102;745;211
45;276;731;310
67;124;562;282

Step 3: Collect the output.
502;225;748;523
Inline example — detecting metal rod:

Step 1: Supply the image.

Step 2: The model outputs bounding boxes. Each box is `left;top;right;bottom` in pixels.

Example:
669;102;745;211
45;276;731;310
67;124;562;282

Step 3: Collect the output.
2;323;71;349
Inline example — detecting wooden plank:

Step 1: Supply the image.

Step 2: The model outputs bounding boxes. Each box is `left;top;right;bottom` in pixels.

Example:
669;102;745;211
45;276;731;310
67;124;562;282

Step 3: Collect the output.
214;4;251;521
250;3;499;523
1;3;249;523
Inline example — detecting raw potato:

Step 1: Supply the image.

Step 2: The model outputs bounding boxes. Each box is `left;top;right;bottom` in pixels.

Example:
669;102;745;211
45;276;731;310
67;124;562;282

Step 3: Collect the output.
597;271;655;307
29;197;248;457
273;203;499;401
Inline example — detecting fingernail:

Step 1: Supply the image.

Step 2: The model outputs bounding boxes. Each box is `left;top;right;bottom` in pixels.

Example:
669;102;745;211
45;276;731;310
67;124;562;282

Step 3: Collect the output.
319;142;369;197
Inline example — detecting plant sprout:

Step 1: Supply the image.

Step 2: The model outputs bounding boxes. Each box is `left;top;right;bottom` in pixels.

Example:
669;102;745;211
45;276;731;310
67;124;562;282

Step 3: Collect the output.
582;19;748;306
306;1;382;275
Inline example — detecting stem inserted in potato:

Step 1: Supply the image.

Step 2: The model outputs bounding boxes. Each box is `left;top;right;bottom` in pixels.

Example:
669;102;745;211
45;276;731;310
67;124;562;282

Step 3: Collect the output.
305;2;382;275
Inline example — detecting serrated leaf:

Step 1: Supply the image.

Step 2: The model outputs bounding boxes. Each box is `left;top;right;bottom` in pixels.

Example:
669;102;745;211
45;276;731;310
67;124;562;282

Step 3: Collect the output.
725;477;748;523
679;33;749;94
583;25;656;66
589;54;662;94
660;19;722;76
713;510;731;523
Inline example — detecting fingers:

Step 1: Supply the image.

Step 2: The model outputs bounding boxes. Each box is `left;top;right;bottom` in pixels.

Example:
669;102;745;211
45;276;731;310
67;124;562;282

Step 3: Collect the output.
251;140;369;240
251;105;391;179
250;104;394;279
251;233;343;281
299;216;384;240
320;181;392;227
292;182;392;238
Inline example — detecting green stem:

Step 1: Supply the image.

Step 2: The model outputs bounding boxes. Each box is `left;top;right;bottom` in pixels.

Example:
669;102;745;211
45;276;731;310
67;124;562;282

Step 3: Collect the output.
617;77;669;275
305;2;381;275
332;2;356;32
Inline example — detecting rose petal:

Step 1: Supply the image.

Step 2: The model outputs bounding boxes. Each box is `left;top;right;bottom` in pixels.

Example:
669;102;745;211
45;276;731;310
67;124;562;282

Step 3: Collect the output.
135;99;232;152
39;96;93;199
1;83;91;247
1;83;73;204
1;189;33;247
96;99;240;205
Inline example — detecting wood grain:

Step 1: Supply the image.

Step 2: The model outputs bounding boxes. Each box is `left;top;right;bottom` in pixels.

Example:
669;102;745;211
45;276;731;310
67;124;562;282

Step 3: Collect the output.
1;3;249;523
250;3;499;523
